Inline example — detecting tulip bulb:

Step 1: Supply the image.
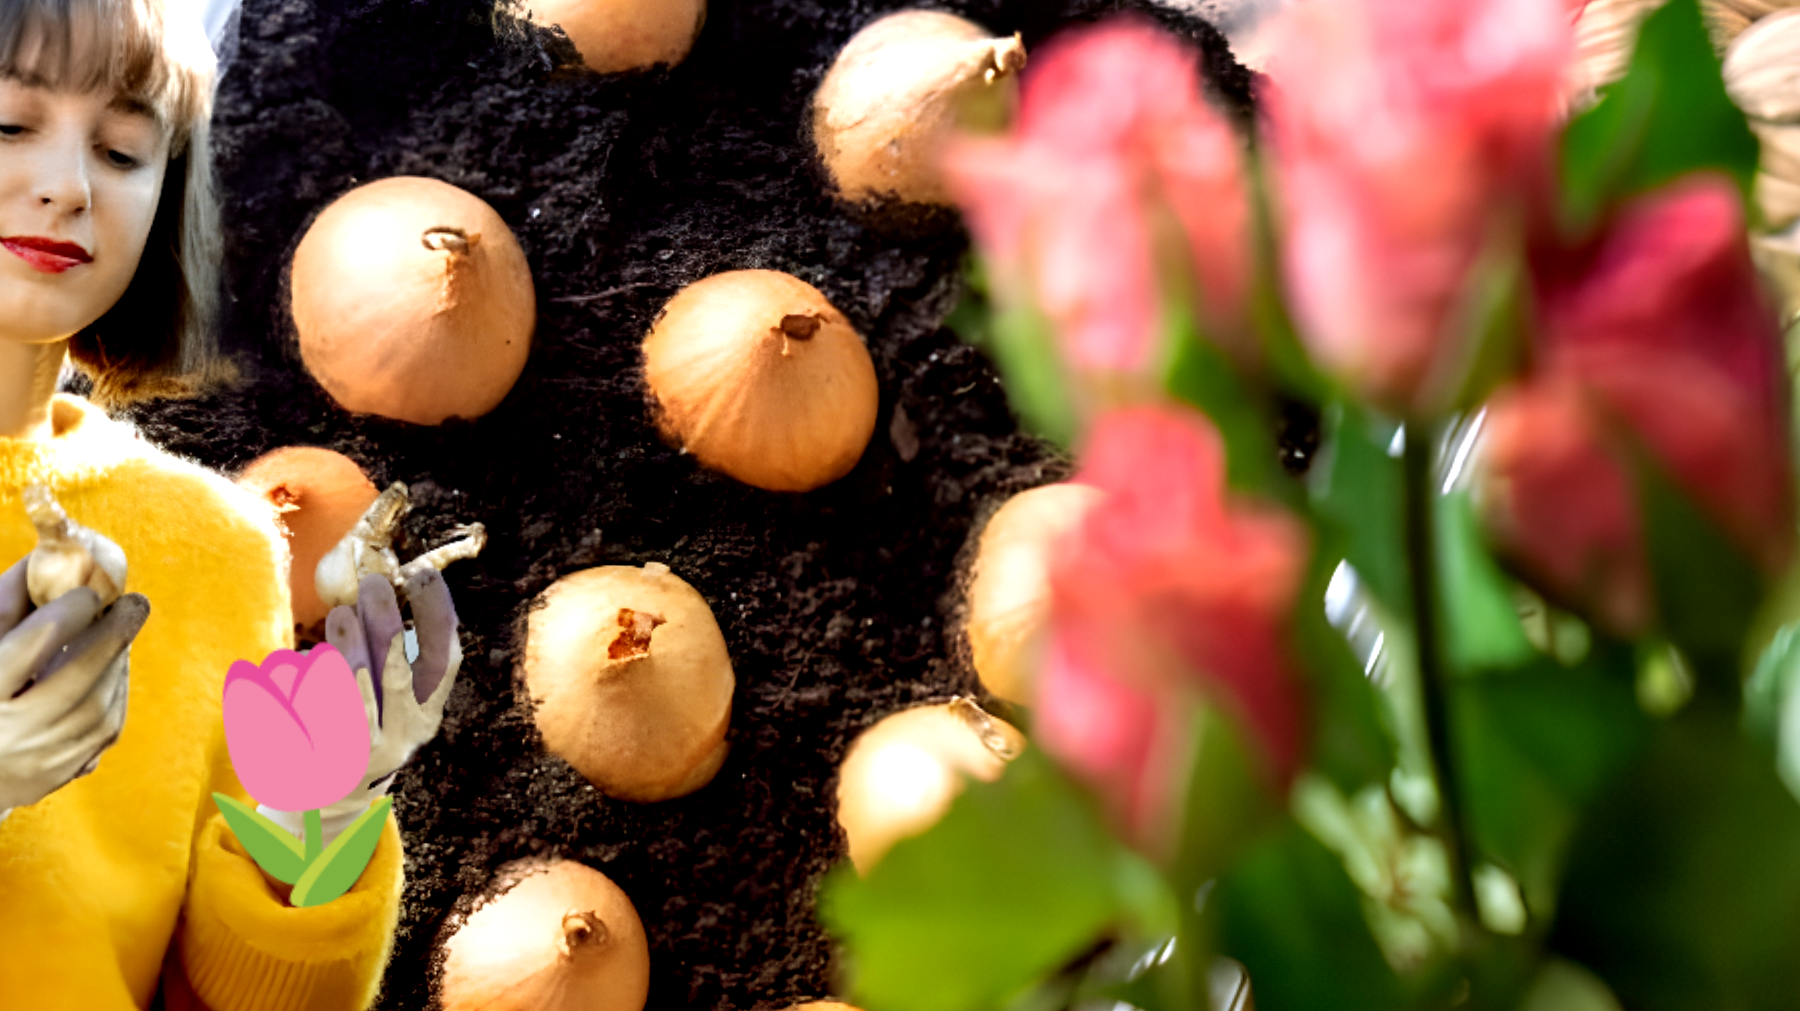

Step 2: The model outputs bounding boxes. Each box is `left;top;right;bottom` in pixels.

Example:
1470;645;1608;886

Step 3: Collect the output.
237;446;381;630
643;270;878;492
835;699;1024;873
314;482;487;611
292;177;535;425
813;11;1026;206
440;859;650;1011
1570;0;1664;97
22;485;126;608
964;484;1104;705
1705;0;1800;45
1725;9;1800;122
524;0;706;74
523;562;734;801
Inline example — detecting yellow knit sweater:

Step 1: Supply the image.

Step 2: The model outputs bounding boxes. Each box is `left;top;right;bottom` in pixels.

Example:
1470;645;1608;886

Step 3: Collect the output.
0;395;403;1011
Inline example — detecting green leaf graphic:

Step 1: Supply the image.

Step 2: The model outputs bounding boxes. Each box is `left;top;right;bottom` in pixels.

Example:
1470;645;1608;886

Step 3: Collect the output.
212;793;307;885
290;797;392;908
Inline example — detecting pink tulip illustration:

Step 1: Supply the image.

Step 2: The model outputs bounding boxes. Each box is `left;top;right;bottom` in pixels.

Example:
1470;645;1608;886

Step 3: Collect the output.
222;645;369;813
216;644;390;907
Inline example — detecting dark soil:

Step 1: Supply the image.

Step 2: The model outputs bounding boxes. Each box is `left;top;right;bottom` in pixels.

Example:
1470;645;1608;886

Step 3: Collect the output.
120;2;1258;1007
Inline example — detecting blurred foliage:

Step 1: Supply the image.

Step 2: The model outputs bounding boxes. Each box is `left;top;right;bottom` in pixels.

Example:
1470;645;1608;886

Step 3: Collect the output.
946;258;1078;448
860;3;1800;1009
1560;0;1759;234
820;748;1177;1011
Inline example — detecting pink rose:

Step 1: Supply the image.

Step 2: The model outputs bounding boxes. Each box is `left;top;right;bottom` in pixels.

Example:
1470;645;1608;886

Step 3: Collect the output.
222;644;371;813
1481;176;1793;633
1265;0;1571;411
942;20;1251;380
1047;406;1309;789
1035;633;1197;855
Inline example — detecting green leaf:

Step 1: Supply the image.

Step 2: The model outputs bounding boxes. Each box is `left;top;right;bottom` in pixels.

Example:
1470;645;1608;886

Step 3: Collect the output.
946;257;1078;448
212;793;307;885
821;748;1176;1011
1160;311;1292;502
1745;624;1800;805
985;305;1078;449
1310;405;1409;615
1209;823;1426;1011
1434;492;1534;675
1438;235;1529;413
1291;544;1399;794
289;797;392;908
1632;446;1764;680
1559;0;1759;234
1552;704;1800;1011
1451;643;1650;919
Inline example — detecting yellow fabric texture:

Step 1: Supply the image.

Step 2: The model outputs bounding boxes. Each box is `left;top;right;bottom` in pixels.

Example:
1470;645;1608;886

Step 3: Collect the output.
0;395;403;1010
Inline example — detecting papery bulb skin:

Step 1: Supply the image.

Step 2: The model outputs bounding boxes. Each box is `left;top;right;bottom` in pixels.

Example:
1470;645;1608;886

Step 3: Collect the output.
643;271;878;492
524;563;734;802
441;859;650;1011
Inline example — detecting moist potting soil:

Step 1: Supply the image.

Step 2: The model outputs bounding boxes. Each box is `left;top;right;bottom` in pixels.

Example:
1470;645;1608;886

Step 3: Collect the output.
119;1;1264;1006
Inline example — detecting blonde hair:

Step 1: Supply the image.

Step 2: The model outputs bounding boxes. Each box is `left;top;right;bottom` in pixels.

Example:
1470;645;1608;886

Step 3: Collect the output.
0;0;222;404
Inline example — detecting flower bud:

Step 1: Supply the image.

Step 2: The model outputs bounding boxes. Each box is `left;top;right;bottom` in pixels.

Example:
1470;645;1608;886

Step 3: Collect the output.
1265;0;1570;413
941;20;1250;395
1481;177;1792;632
1049;406;1308;783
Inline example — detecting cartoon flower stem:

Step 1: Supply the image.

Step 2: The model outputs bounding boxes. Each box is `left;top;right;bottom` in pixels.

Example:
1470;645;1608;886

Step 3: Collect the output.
305;809;324;863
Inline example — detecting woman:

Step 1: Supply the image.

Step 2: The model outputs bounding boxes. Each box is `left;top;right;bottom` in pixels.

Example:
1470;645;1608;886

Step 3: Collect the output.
0;1;458;1007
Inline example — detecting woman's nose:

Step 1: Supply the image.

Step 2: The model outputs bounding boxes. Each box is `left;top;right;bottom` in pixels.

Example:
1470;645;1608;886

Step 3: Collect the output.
33;139;90;215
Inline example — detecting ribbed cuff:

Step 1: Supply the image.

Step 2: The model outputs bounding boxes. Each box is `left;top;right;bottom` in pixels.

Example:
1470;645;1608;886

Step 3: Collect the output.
179;811;403;1011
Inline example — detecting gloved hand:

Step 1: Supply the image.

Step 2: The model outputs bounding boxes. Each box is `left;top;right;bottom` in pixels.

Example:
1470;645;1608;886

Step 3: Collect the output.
260;568;461;846
0;553;149;821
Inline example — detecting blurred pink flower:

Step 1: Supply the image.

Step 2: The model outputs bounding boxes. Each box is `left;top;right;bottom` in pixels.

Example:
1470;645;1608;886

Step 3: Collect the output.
1047;406;1309;797
942;19;1250;379
222;645;370;813
1035;634;1197;854
1481;176;1793;633
1265;0;1571;411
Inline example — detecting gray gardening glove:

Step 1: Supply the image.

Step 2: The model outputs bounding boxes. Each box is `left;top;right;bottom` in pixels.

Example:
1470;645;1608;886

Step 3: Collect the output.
0;554;148;824
259;568;461;845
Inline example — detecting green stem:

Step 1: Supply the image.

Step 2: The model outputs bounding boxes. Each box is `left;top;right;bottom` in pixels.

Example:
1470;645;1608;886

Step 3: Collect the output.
304;809;323;864
1402;426;1477;920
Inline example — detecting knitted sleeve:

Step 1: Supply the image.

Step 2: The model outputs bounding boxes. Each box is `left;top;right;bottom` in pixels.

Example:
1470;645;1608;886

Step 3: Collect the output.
155;462;405;1011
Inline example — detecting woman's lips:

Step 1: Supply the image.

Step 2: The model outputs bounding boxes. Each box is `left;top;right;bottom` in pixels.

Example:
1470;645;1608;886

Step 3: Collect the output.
1;237;92;274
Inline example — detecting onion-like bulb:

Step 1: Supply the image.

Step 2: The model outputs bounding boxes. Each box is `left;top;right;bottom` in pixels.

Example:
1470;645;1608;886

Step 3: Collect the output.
292;176;535;425
524;562;735;801
525;0;706;74
643;270;878;492
236;447;379;631
835;699;1024;873
440;859;650;1011
964;484;1104;705
1725;9;1800;123
22;485;126;608
812;10;1026;206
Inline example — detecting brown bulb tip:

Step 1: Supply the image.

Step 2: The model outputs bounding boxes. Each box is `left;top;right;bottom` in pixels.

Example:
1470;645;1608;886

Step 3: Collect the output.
989;36;1027;81
422;227;478;254
608;608;667;660
559;909;608;956
779;314;823;341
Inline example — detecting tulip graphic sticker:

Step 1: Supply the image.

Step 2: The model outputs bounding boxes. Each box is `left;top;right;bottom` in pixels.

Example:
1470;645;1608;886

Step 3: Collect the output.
214;645;391;907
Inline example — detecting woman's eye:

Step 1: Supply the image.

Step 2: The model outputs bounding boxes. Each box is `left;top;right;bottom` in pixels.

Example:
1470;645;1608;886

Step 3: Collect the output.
103;148;140;169
0;125;23;137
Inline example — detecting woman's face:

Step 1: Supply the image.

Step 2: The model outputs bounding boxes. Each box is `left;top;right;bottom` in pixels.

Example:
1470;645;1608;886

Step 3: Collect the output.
0;72;169;345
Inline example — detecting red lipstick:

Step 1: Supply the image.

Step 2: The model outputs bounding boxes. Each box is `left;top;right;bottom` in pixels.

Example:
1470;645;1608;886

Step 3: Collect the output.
1;237;92;274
